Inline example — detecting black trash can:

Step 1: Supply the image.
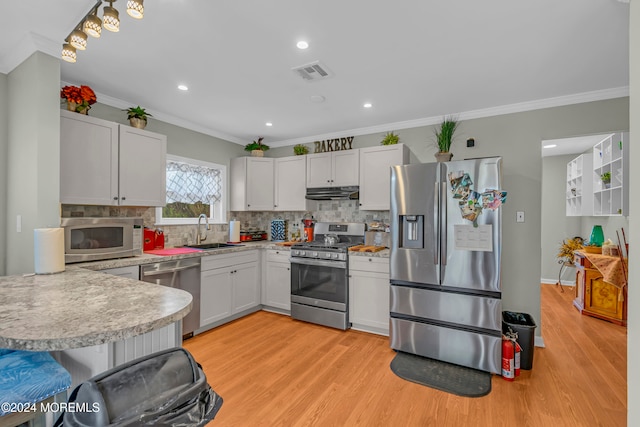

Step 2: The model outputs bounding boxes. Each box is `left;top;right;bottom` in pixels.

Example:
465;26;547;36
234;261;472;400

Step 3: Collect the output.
502;311;537;370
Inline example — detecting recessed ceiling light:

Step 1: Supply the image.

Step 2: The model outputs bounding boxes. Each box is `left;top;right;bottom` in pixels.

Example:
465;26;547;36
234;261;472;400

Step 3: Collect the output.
266;122;273;127
296;41;309;49
363;103;372;108
177;84;188;91
543;144;557;149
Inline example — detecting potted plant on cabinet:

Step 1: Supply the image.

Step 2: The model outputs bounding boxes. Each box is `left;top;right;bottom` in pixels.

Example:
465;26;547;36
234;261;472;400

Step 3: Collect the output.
61;85;97;115
245;137;270;157
600;172;611;188
125;106;152;129
381;131;399;145
293;144;309;155
434;116;459;162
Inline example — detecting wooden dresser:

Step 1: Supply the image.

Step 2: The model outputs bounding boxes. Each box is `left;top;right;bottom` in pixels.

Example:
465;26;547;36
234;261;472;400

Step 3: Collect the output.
573;251;627;326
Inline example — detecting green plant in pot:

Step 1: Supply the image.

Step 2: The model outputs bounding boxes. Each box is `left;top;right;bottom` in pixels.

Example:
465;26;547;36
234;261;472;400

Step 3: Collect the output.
434;116;459;162
293;144;309;155
381;131;399;145
245;137;270;157
125;106;152;129
600;171;611;188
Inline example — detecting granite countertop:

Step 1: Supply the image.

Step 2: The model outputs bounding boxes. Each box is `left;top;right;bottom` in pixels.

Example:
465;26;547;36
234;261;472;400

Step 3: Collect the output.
348;249;390;258
0;267;192;351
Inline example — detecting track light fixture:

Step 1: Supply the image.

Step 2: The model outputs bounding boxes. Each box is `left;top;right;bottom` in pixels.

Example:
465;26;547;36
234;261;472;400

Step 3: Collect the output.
61;0;145;63
103;2;120;32
61;43;77;63
127;0;144;19
69;30;88;50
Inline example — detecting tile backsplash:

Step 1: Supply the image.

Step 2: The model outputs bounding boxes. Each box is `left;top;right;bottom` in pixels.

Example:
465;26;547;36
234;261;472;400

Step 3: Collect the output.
62;200;388;247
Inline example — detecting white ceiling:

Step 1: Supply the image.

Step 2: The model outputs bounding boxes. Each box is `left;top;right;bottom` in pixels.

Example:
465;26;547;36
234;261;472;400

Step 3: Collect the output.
0;0;630;149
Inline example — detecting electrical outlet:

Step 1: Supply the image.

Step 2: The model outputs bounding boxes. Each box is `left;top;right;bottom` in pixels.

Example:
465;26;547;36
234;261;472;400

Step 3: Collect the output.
516;211;525;223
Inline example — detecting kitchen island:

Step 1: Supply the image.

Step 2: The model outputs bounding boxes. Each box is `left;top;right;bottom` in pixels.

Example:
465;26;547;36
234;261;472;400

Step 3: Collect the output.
0;267;192;350
0;267;192;388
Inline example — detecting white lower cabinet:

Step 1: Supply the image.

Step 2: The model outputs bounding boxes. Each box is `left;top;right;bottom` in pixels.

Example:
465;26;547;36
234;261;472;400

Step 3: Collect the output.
200;250;260;328
349;256;390;335
263;249;291;312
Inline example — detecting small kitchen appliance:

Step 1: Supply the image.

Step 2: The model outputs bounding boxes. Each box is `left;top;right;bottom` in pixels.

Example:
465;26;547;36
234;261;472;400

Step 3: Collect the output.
143;227;155;251
290;222;365;330
239;230;268;242
154;229;165;249
61;217;143;263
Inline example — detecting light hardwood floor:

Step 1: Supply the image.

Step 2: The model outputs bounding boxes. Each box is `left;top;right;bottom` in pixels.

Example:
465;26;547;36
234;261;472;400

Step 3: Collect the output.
185;284;627;426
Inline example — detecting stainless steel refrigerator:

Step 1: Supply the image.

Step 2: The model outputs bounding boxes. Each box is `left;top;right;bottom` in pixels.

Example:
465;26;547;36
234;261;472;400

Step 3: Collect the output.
389;158;504;374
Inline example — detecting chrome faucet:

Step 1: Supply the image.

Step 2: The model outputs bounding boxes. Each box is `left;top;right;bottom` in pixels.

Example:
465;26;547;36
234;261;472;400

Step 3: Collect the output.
196;214;209;245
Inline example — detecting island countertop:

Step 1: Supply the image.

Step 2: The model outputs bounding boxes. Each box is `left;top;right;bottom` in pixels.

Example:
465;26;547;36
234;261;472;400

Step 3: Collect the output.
0;267;192;351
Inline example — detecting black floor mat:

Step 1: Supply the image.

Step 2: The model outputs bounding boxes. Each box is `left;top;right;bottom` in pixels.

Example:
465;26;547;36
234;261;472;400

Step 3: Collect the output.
390;351;492;398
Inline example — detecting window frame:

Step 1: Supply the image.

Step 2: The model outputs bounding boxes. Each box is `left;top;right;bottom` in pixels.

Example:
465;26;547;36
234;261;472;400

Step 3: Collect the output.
155;154;227;226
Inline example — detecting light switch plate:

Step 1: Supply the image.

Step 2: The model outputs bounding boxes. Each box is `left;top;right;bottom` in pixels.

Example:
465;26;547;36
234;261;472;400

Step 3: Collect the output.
516;211;525;223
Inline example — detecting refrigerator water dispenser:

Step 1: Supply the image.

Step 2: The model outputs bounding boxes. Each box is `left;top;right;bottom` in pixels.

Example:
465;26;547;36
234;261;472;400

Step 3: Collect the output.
401;215;424;249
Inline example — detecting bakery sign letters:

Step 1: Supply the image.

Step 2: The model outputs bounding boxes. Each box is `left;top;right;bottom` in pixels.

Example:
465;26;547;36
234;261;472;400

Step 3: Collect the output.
314;136;354;153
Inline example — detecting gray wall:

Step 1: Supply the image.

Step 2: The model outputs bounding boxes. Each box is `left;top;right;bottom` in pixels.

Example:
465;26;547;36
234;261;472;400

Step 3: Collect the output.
0;72;7;276
628;2;638;424
541;154;581;284
5;52;60;275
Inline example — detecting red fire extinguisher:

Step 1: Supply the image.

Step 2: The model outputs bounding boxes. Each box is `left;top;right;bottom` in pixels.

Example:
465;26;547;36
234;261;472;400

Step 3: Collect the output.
502;335;515;381
514;340;522;377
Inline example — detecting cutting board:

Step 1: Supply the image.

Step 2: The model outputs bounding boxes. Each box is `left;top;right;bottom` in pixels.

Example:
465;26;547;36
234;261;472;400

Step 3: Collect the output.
144;247;203;256
348;245;386;253
275;241;297;247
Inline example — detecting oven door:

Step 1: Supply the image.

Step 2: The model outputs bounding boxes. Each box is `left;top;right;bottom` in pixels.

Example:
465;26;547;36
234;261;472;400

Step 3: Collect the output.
290;257;348;311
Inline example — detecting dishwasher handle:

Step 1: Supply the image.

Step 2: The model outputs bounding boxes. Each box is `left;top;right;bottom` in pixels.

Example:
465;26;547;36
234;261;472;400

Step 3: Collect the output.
142;264;200;277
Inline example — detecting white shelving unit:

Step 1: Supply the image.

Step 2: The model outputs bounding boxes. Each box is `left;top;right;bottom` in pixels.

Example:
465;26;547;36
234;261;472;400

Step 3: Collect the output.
592;132;629;216
566;153;593;216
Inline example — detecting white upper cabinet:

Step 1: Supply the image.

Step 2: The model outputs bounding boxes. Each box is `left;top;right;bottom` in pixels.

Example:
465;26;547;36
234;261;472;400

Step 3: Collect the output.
230;157;274;211
60;110;167;207
565;153;593;216
306;150;359;187
592;132;629;216
274;156;316;211
118;126;167;206
359;144;409;210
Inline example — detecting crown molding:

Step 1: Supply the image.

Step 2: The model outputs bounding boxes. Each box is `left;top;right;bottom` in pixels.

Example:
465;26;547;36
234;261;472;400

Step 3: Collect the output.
0;32;59;74
61;77;628;148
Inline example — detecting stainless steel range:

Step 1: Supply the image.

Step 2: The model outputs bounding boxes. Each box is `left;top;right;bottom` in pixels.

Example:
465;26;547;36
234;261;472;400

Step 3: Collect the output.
290;222;365;330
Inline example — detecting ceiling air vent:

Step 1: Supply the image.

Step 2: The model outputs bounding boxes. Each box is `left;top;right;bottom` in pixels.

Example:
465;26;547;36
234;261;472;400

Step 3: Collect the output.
292;61;333;82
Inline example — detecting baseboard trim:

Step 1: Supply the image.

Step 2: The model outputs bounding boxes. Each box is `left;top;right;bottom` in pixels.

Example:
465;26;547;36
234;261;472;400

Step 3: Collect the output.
541;278;575;286
535;336;546;348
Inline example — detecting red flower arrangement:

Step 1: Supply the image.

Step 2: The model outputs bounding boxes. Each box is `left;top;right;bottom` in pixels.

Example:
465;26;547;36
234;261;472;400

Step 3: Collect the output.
60;85;97;113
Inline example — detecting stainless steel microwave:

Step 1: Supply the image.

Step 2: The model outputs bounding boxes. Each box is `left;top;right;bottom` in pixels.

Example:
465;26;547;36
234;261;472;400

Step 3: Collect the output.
61;217;143;263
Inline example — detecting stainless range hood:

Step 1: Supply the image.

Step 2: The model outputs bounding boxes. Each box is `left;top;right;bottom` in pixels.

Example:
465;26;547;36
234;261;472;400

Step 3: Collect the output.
305;186;359;200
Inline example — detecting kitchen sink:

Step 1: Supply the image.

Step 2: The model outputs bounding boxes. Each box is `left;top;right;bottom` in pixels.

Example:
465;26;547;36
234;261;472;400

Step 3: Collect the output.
184;242;243;250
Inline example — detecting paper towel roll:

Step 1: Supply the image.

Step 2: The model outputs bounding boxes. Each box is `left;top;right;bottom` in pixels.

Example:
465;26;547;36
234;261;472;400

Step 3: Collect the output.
34;228;65;274
229;220;241;243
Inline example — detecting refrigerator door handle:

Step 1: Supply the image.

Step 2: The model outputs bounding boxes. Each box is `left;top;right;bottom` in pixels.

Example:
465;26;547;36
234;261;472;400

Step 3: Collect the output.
441;181;447;266
434;181;439;266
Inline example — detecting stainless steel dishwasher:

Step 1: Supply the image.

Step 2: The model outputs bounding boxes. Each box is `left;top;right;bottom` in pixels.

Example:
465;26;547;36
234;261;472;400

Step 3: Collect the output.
141;257;200;339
